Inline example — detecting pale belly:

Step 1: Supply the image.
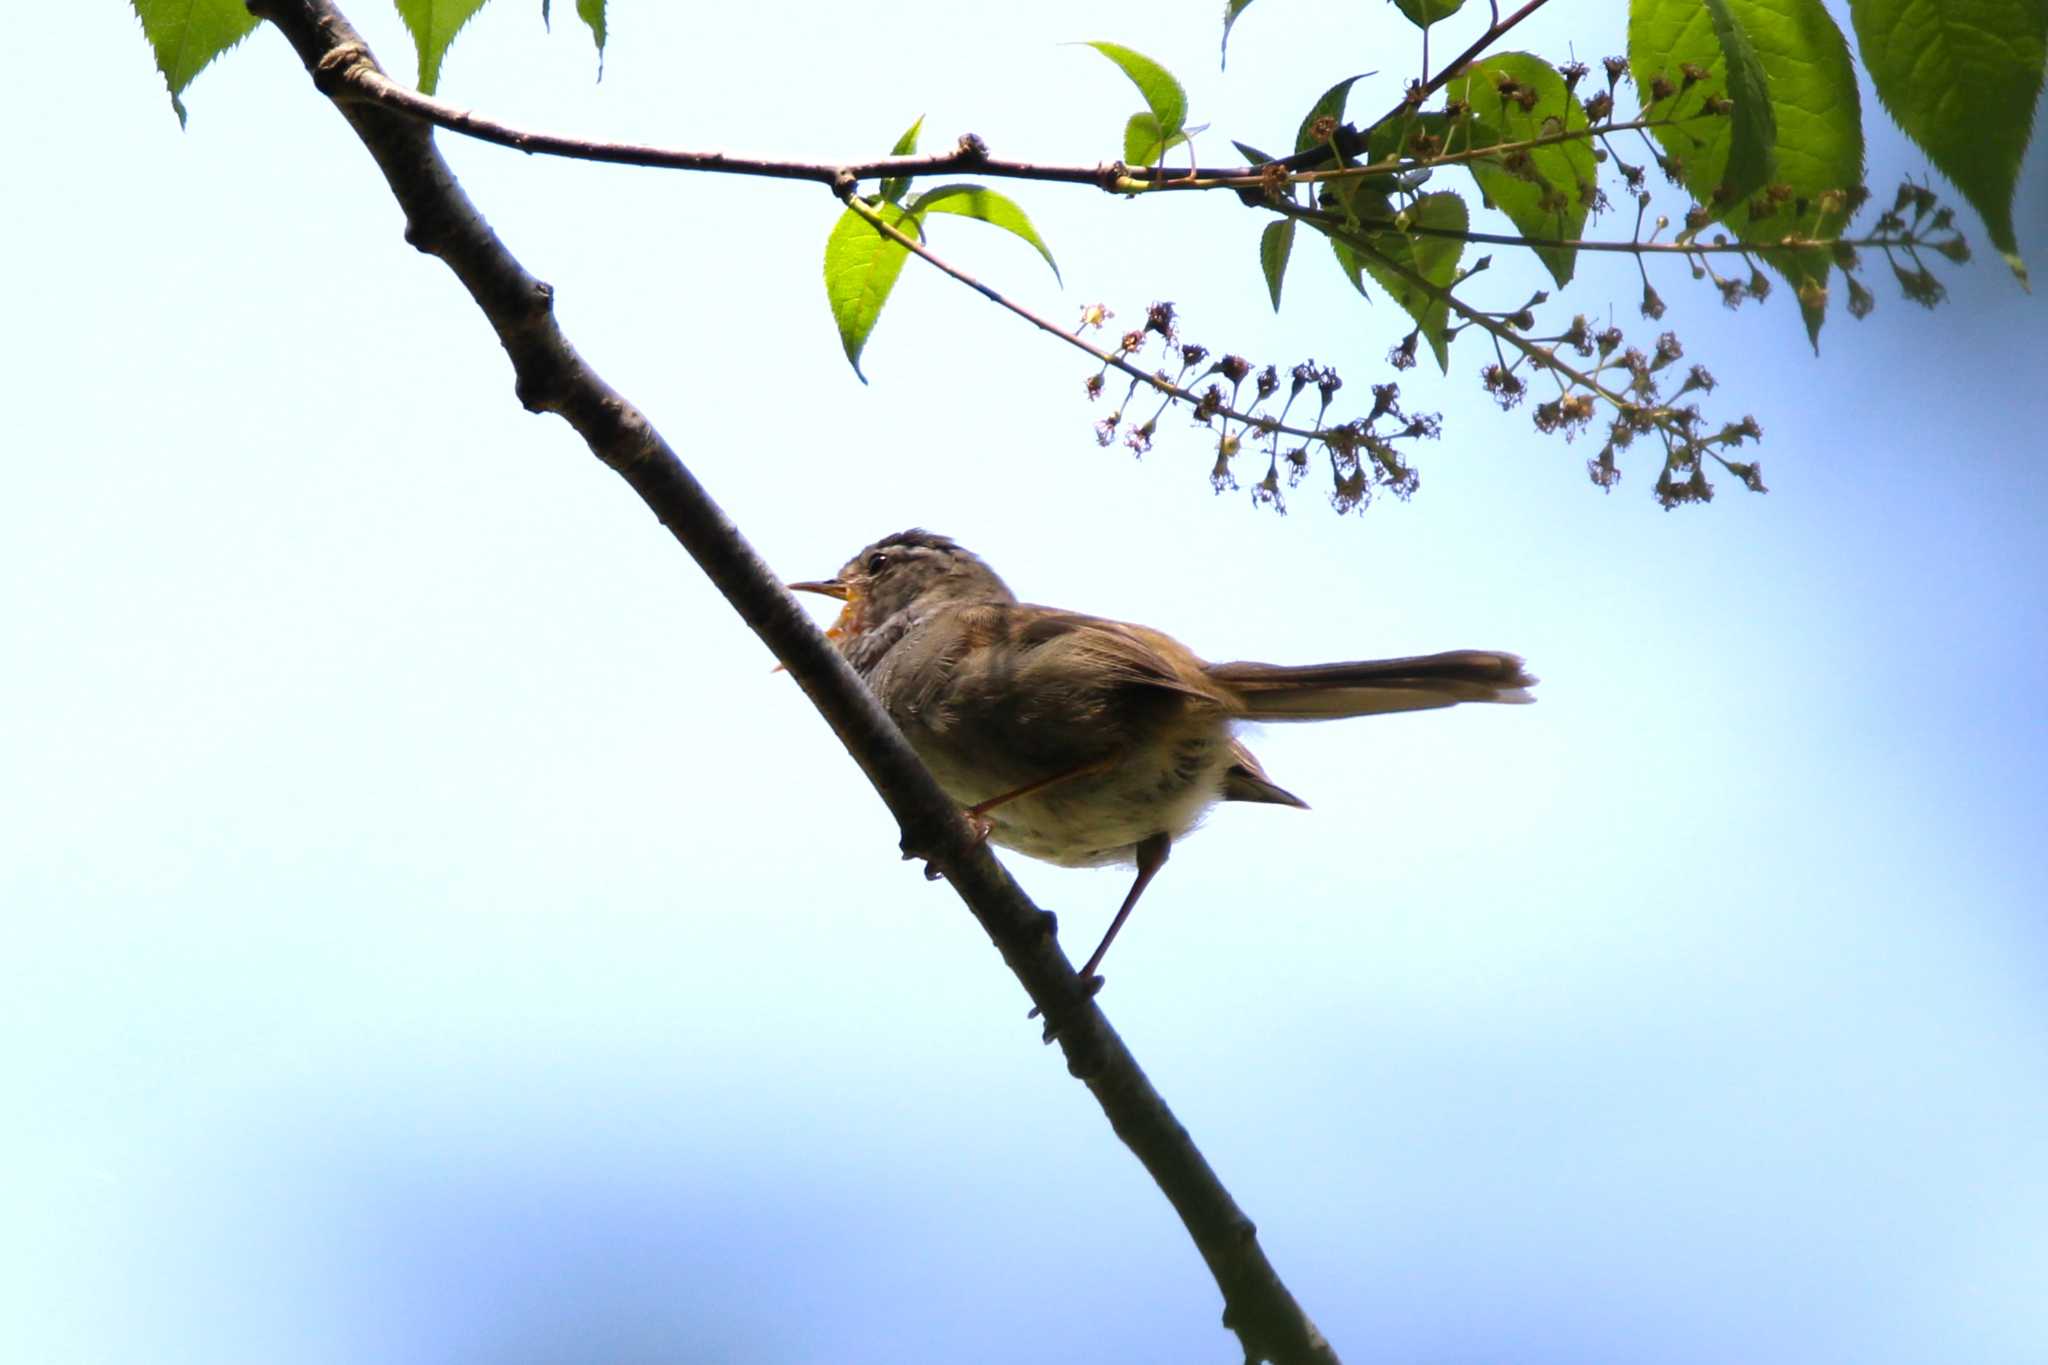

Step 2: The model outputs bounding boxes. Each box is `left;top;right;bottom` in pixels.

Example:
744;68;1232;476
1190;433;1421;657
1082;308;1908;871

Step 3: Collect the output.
913;722;1237;868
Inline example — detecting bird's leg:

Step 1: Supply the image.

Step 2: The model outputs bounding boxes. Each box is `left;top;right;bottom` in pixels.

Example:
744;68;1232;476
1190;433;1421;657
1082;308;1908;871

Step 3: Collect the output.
905;758;1113;880
962;758;1111;841
1029;830;1172;1023
1077;831;1172;985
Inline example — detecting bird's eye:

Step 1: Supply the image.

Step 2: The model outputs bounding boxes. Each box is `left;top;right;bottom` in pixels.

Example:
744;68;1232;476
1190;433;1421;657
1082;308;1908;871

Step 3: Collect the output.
864;552;891;575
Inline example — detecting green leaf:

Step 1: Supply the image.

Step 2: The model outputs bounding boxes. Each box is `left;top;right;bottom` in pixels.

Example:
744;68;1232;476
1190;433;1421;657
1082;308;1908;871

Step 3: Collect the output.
908;185;1063;283
1296;73;1372;154
1849;0;2046;283
1222;0;1257;67
1260;219;1296;310
823;200;918;383
1630;0;1863;345
1126;112;1166;166
1702;0;1776;203
1392;0;1469;29
880;115;925;204
1328;238;1371;299
1445;52;1598;286
1325;194;1468;371
1124;113;1202;167
395;0;493;95
1233;141;1275;166
1085;41;1189;148
577;0;606;69
130;0;260;126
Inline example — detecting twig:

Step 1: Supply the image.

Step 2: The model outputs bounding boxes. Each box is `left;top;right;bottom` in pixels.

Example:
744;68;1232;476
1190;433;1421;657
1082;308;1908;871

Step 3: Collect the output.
306;57;1236;190
244;2;1339;1361
837;190;1336;446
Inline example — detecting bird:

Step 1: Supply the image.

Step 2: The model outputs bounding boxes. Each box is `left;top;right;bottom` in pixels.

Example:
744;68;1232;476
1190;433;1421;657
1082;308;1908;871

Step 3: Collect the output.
788;529;1534;999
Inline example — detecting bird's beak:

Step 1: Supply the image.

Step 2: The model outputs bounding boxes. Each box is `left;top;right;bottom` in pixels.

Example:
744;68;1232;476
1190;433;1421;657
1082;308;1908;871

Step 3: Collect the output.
775;578;855;673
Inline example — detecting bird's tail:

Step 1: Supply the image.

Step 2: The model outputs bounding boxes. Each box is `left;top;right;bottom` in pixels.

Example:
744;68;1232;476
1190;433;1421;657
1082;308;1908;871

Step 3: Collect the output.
1207;650;1535;720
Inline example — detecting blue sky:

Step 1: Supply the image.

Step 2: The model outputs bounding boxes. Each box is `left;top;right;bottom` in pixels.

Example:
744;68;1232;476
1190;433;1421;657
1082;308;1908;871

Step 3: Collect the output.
8;2;2046;1362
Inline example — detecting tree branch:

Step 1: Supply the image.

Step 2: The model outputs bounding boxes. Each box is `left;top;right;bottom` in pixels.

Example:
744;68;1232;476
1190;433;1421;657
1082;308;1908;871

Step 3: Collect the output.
297;55;1217;190
242;2;1338;1360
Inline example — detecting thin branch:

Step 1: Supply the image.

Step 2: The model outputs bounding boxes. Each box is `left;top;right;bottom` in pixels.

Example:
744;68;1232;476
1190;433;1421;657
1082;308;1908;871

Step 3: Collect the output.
838;191;1338;447
1143;114;1699;193
1347;0;1555;163
244;2;1337;1361
1278;200;1635;412
306;59;1235;189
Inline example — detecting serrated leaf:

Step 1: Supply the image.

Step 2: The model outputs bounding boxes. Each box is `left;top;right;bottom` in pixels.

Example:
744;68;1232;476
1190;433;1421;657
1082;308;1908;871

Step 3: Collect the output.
395;0;493;95
577;0;606;72
881;115;925;204
909;185;1063;283
130;0;260;126
1392;0;1468;29
1085;41;1188;148
1125;113;1196;167
1325;194;1468;371
1329;238;1372;298
1222;0;1258;67
1849;0;2045;283
1702;0;1776;203
1445;52;1598;287
1630;0;1863;345
1260;219;1296;310
823;200;918;383
1296;73;1372;154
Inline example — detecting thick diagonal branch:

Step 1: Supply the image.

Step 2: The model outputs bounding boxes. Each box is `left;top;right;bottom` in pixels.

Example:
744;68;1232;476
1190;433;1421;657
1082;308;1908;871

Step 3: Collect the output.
242;2;1338;1360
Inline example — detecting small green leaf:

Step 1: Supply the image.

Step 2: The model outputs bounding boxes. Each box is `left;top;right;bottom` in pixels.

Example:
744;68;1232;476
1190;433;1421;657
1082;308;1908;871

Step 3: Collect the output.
881;115;925;204
395;0;493;95
130;0;260;126
1328;238;1371;298
1850;0;2045;283
1630;0;1864;345
908;185;1063;283
1327;193;1468;371
1445;52;1598;286
1233;141;1275;166
1125;114;1199;167
1126;112;1166;166
1260;219;1296;310
1296;73;1372;154
1392;0;1468;29
823;200;918;383
577;0;606;74
1222;0;1257;67
1702;0;1776;203
1085;41;1189;147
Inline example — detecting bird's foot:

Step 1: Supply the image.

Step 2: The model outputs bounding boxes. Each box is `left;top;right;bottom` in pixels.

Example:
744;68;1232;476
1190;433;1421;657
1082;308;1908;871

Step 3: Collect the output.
898;807;993;883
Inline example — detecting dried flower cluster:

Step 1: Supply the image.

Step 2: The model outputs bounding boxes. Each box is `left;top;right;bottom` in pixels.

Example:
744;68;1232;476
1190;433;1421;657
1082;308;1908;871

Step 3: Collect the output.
1081;301;1441;514
1077;45;1971;513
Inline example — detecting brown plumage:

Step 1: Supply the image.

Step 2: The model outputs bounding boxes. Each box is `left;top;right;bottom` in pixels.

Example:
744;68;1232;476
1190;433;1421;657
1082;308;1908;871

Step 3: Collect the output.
790;530;1534;996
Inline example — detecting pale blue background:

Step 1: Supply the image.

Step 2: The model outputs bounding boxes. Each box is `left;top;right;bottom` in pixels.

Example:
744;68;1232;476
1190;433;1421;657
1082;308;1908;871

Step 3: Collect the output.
8;2;2046;1362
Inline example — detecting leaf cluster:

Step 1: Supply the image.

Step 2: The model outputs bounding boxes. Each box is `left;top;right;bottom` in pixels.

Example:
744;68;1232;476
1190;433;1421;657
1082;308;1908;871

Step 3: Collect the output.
130;0;2042;513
